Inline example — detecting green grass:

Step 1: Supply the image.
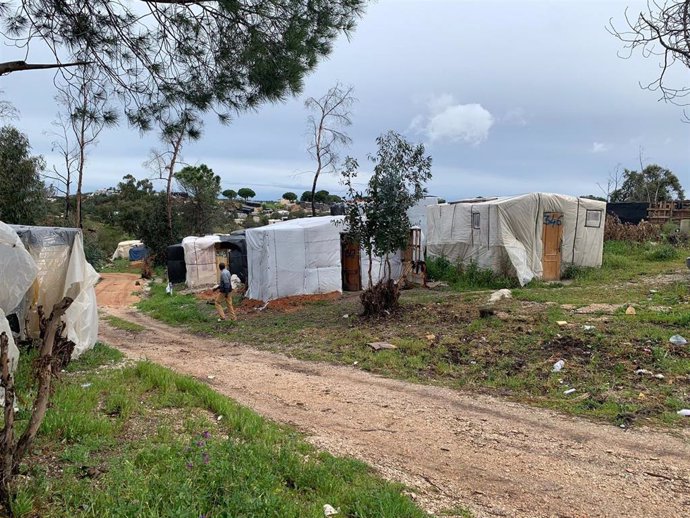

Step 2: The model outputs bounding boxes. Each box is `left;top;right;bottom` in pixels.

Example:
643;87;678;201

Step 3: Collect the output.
137;242;690;428
104;315;147;333
100;258;141;274
9;344;425;517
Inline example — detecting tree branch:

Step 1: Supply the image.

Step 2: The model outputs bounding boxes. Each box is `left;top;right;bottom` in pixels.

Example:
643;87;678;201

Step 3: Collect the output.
0;60;91;76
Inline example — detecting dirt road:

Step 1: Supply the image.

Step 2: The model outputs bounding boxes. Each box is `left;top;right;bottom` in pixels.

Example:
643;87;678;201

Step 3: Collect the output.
95;273;141;308
99;307;690;518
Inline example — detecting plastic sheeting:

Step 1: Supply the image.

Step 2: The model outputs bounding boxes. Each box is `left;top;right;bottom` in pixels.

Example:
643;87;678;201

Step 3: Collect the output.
10;225;99;358
0;222;36;400
407;196;439;249
245;216;404;302
427;193;606;285
246;217;343;301
182;235;220;288
111;240;143;260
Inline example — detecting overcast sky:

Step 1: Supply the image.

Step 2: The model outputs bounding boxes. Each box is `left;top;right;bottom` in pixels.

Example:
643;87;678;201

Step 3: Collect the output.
1;0;689;200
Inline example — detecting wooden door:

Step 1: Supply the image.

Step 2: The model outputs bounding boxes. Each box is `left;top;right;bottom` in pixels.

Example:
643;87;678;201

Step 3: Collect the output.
341;236;361;291
542;212;564;281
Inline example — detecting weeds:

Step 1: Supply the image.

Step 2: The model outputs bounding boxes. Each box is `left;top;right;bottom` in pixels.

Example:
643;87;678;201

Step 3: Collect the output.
10;346;426;517
103;316;146;333
426;258;518;290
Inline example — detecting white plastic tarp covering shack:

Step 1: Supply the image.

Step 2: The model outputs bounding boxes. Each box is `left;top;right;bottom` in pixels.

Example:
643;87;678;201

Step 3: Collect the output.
9;225;100;358
182;235;220;288
111;239;143;260
0;222;37;400
426;193;606;285
245;216;402;302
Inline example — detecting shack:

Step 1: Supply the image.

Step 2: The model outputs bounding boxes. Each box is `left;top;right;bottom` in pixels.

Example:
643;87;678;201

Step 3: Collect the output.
426;193;606;285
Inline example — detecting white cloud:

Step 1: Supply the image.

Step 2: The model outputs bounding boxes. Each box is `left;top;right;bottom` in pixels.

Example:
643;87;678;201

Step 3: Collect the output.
591;142;609;153
412;94;494;145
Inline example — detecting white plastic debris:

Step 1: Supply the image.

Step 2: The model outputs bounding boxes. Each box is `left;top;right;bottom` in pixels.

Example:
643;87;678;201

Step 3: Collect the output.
654;373;665;379
564;388;576;395
342;314;349;319
552;360;565;372
323;504;339;516
165;282;173;295
81;383;92;388
583;325;596;332
488;289;512;303
669;335;687;346
556;321;568;327
677;409;690;417
635;369;652;376
216;415;223;421
207;375;215;380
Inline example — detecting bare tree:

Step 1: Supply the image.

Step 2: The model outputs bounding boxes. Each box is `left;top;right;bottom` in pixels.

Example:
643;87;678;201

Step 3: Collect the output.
0;297;74;515
597;164;624;202
610;1;690;119
0;91;17;122
146;108;202;238
53;65;118;228
305;84;356;216
43;109;78;221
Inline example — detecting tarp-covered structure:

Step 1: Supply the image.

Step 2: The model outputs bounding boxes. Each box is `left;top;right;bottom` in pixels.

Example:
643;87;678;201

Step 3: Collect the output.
8;225;99;358
0;222;99;393
426;193;606;285
245;216;402;302
111;239;143;260
181;233;247;288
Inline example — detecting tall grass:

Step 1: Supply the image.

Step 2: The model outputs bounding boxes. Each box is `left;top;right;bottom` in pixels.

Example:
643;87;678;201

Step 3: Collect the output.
426;257;518;290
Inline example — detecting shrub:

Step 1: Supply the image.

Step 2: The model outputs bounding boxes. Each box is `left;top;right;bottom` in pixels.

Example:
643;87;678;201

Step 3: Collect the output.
426;257;518;290
604;215;662;243
644;244;679;261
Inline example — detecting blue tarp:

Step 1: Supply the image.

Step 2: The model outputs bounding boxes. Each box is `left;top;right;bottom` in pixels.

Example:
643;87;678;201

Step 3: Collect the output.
129;245;149;261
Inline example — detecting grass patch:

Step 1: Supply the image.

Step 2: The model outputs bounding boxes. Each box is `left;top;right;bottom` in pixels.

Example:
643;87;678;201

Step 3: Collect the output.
103;315;146;333
426;257;518;290
9;344;426;517
100;258;141;274
137;243;690;429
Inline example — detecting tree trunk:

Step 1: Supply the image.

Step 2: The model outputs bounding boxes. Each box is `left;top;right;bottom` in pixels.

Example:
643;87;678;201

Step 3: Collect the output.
14;298;73;468
166;129;185;239
0;332;15;515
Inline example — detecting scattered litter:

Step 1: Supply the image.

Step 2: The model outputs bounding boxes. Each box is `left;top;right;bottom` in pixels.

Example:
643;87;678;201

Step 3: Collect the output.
342;314;349;319
625;306;636;315
426;281;448;289
649;289;658;294
669;335;687;346
583;325;596;332
677;409;690;417
216;415;223;421
556;320;568;327
488;289;512;303
635;369;652;376
563;388;576;395
352;361;358;366
552;360;565;372
81;383;92;388
367;342;397;351
165;282;173;295
207;375;215;380
654;374;665;380
425;334;436;341
323;504;339;516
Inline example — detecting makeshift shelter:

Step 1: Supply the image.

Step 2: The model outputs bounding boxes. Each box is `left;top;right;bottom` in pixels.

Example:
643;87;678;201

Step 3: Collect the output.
407;195;439;248
111;239;144;260
426;193;606;285
181;233;248;288
245;216;402;302
1;223;99;359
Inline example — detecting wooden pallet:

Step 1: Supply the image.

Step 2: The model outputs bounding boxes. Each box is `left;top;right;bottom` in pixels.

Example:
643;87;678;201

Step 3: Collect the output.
647;201;690;225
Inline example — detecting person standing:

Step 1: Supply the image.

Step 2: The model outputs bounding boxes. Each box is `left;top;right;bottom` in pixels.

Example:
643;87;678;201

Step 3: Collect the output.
214;262;236;321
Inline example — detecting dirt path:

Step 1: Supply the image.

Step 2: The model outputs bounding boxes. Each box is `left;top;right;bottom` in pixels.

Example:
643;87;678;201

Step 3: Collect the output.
99;307;690;518
95;273;141;308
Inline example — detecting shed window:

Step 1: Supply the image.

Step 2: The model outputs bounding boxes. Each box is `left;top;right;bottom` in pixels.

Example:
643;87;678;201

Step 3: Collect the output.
471;212;480;229
585;209;602;228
